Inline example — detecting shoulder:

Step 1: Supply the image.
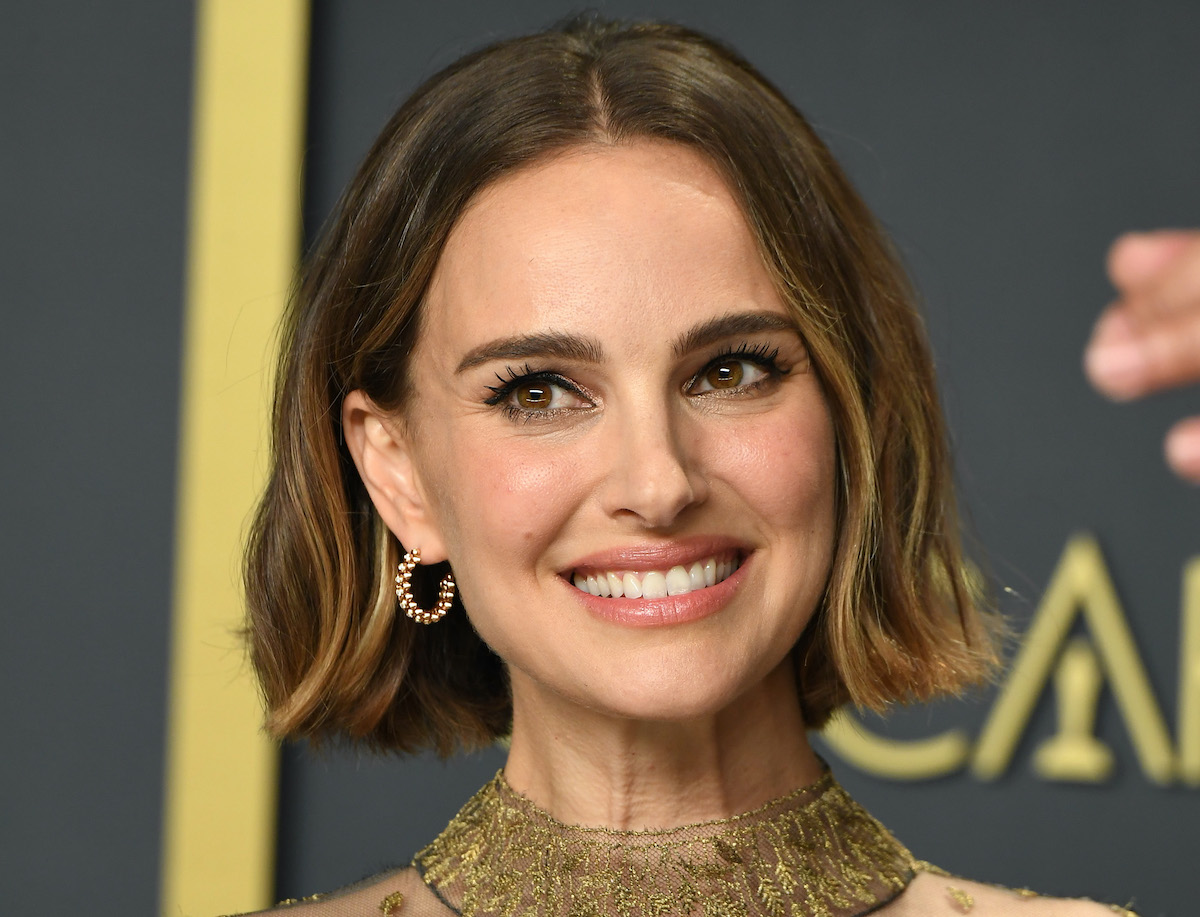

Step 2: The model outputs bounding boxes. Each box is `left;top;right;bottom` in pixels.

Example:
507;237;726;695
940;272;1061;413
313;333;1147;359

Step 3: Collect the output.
882;867;1139;916
219;866;447;917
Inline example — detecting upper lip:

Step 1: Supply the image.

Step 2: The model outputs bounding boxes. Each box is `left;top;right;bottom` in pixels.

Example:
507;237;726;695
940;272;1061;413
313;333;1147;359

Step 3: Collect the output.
563;535;749;575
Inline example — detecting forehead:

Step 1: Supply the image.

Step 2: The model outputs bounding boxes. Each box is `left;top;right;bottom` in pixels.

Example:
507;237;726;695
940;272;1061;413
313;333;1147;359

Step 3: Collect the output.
421;141;786;353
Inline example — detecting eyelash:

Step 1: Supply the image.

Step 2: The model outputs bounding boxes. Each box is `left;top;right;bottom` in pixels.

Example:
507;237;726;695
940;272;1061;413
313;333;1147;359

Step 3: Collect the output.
696;342;786;390
482;343;789;421
483;364;591;422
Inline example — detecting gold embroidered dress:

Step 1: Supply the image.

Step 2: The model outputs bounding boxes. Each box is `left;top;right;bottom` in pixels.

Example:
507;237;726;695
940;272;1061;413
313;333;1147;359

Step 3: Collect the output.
235;770;1137;917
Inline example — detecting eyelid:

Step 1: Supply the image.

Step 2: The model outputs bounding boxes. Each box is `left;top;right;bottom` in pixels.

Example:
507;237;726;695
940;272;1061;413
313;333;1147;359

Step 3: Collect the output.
486;363;555;395
688;358;770;395
685;342;787;394
483;365;595;417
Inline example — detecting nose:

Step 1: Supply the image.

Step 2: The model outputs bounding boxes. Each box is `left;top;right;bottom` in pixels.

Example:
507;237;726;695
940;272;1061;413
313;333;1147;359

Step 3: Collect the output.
600;403;708;528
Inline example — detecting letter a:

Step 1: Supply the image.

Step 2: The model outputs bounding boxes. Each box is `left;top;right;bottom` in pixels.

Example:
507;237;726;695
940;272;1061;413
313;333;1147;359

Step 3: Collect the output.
972;535;1175;784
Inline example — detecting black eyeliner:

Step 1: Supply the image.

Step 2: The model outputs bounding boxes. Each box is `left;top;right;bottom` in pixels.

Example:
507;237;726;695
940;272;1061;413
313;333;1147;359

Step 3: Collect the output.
689;341;789;392
482;364;590;414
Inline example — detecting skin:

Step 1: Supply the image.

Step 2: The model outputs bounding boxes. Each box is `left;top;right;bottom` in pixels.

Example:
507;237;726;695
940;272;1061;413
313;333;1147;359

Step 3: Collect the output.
334;140;1121;917
1085;229;1200;480
343;140;834;829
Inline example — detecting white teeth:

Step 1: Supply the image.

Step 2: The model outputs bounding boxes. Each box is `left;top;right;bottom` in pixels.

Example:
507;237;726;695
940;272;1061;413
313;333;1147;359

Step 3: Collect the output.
665;565;692;596
622;572;642;598
606;572;624;598
641;571;668;599
572;554;739;599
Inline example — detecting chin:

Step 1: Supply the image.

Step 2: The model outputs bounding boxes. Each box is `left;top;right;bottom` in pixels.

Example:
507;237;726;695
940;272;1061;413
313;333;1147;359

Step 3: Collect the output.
494;600;807;729
566;652;783;724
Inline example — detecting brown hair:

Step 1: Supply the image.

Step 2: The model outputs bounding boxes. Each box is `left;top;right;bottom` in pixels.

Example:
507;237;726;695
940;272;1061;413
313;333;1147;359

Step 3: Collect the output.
245;16;997;755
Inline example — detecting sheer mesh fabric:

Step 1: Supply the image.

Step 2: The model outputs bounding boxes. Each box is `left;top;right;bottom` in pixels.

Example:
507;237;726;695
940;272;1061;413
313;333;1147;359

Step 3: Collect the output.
414;770;913;917
221;866;446;917
227;771;1139;917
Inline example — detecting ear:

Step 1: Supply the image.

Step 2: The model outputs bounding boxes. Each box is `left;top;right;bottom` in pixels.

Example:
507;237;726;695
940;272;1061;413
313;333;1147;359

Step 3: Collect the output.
341;390;449;563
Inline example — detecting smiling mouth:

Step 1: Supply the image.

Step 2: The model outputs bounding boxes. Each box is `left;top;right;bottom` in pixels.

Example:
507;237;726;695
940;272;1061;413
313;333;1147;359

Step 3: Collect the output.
570;552;741;599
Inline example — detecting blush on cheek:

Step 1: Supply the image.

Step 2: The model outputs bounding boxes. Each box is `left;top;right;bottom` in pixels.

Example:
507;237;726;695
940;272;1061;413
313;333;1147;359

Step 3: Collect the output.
711;416;835;522
472;448;588;547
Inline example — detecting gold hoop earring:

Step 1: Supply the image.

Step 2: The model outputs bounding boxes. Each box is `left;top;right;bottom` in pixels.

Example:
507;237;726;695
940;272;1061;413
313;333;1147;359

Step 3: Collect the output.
396;547;455;624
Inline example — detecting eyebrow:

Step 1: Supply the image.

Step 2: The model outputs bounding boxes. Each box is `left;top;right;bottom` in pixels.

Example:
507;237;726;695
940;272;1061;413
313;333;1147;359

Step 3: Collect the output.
454;310;798;374
671;311;799;356
455;331;605;373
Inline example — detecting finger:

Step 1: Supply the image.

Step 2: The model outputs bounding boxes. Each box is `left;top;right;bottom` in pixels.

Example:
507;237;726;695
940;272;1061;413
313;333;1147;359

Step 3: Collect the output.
1107;230;1198;293
1166;416;1200;483
1085;305;1200;400
1107;231;1200;316
1151;235;1200;315
1085;306;1145;399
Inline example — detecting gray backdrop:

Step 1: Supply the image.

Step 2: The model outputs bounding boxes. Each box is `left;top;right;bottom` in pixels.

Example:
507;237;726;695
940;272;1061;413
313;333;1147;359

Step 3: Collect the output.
3;3;1198;916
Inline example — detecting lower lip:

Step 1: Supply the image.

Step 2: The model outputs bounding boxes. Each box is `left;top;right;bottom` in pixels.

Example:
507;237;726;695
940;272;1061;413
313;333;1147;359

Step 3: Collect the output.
566;555;750;628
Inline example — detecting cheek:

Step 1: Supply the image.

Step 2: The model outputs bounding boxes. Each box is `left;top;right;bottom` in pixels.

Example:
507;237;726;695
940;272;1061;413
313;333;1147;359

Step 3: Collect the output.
431;431;588;560
485;455;576;546
427;434;592;665
705;403;837;532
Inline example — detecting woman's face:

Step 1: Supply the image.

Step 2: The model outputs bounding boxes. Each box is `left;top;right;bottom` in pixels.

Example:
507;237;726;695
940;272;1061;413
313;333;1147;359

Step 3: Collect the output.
389;141;836;721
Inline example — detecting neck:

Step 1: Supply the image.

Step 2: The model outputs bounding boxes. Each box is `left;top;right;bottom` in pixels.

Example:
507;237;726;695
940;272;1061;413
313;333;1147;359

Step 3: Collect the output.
502;659;823;830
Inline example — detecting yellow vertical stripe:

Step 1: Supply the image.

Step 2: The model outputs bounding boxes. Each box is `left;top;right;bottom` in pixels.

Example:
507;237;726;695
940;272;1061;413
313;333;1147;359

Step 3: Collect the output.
1182;558;1200;786
161;3;309;915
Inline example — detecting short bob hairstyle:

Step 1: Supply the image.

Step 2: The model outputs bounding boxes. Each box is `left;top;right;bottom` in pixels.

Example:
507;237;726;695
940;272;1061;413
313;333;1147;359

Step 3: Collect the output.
246;16;997;755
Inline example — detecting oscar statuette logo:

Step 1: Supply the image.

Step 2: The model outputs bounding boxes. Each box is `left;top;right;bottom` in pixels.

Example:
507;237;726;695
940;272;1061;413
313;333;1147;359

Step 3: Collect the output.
822;534;1200;787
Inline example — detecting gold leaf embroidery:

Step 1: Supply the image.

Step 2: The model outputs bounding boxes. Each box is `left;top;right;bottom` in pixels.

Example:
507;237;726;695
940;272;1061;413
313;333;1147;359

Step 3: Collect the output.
946;885;974;913
413;770;915;917
379;890;405;915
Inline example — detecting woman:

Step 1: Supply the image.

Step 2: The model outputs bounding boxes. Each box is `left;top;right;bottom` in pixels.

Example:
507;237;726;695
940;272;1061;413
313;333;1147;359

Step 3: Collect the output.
242;17;1133;917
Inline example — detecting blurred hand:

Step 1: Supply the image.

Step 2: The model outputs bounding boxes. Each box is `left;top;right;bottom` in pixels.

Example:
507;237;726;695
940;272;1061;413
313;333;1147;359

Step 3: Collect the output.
1085;230;1200;481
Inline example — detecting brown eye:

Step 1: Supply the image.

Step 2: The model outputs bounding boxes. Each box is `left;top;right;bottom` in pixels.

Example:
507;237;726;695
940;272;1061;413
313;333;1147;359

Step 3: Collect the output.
705;360;744;389
516;383;553;409
687;356;773;395
488;374;593;416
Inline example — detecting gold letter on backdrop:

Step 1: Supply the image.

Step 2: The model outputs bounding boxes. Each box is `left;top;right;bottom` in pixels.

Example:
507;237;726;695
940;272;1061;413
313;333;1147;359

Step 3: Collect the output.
821;710;970;780
1182;557;1200;786
1032;636;1114;781
160;2;309;915
972;535;1175;784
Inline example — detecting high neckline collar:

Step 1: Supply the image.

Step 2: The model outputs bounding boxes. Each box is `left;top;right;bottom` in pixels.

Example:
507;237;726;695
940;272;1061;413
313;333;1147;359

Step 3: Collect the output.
414;768;916;916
